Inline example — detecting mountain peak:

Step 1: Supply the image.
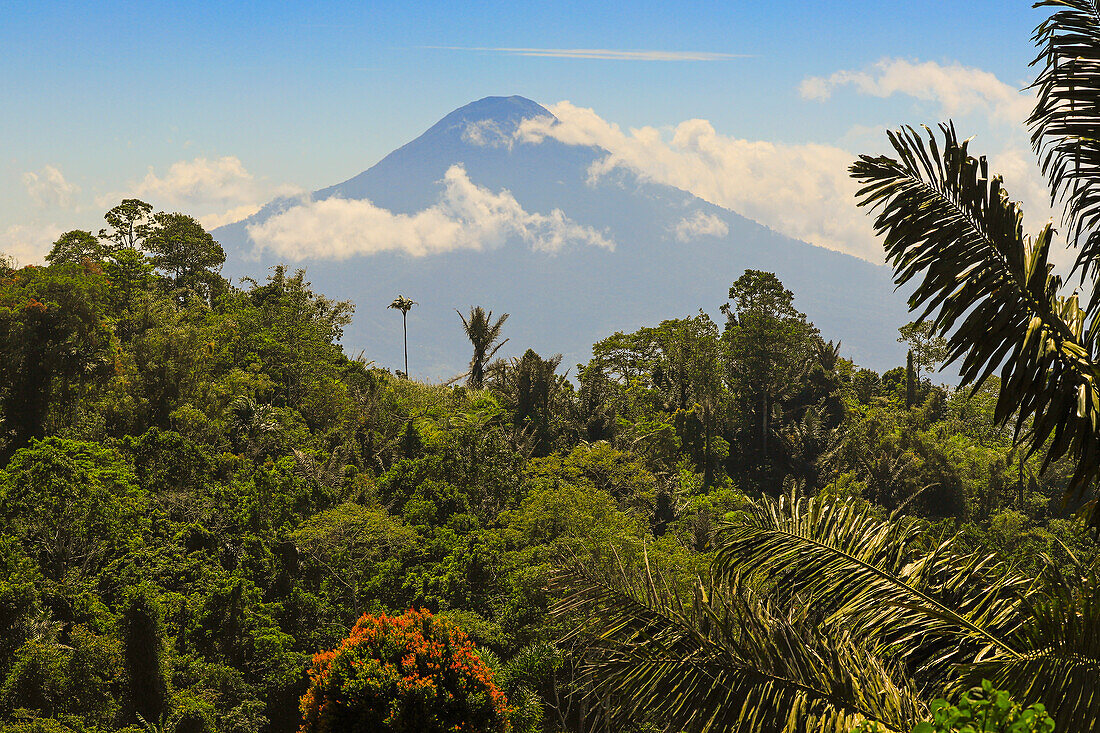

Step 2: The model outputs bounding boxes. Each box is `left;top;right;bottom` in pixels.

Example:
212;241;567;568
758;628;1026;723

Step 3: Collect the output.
424;96;555;141
216;94;910;376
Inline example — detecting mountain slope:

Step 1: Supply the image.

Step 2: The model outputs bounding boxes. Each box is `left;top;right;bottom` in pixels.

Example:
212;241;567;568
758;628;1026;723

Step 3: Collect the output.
214;96;910;378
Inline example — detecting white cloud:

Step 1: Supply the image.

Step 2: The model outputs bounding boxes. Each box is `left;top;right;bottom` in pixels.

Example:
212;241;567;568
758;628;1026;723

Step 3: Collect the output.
798;59;1065;264
799;58;1033;126
517;102;880;260
461;119;513;148
429;46;748;61
131;156;261;208
199;204;265;230
246;164;614;260
0;223;64;265
673;211;729;242
23;166;79;208
103;156;300;229
511;86;1059;264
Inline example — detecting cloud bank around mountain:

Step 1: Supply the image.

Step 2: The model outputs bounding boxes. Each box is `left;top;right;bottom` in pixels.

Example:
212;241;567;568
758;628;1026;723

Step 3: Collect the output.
510;58;1052;264
517;102;876;259
246;164;614;260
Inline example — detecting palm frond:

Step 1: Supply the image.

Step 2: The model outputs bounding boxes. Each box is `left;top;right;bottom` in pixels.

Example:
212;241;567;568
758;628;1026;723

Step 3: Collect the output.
958;555;1100;732
554;561;923;732
1030;0;1100;285
850;124;1100;525
555;492;1100;729
712;492;1030;684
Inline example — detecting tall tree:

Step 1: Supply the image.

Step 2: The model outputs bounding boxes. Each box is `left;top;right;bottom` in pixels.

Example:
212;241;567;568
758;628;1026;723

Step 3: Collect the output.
906;349;917;408
898;321;950;382
388;295;417;378
99;199;153;253
141;212;226;300
722;270;817;461
648;313;725;486
458;306;509;389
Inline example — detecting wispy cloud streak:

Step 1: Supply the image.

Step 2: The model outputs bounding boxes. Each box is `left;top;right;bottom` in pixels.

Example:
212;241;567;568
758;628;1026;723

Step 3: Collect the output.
427;46;749;61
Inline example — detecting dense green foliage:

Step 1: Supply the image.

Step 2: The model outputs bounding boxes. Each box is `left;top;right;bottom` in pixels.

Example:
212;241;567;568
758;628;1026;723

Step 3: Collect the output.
913;681;1055;733
9;10;1100;719
560;489;1097;731
0;195;1090;733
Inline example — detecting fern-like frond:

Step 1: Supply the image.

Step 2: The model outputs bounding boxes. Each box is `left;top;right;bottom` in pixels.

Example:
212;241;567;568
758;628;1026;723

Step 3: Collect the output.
1030;0;1100;286
850;123;1100;526
554;561;923;732
712;492;1029;687
958;556;1100;732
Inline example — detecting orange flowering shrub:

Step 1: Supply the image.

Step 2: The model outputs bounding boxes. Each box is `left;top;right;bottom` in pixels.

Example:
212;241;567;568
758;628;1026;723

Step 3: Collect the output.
299;608;510;733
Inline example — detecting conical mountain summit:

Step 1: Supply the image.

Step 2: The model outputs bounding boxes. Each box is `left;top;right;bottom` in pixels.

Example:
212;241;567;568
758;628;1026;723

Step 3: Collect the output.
214;96;909;378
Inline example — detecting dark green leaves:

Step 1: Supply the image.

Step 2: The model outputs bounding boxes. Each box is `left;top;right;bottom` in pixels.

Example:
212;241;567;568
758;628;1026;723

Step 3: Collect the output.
1030;0;1100;286
557;492;1100;732
851;123;1100;527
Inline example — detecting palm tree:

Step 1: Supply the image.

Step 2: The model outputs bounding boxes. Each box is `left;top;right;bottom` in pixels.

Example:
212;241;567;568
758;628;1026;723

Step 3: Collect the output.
388;295;417;378
490;349;565;457
848;1;1100;533
556;491;1099;732
228;395;278;457
457;306;509;389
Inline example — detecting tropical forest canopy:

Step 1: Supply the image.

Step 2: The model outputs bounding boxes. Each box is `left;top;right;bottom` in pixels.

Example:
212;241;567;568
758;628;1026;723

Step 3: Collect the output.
0;190;1090;733
9;2;1100;731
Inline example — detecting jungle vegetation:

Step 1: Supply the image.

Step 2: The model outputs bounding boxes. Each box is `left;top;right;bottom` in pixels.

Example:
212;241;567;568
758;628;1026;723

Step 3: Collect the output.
554;2;1100;731
0;197;1090;732
5;4;1100;732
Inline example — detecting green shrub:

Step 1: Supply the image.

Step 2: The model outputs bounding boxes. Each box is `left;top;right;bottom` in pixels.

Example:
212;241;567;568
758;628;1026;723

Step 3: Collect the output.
914;681;1055;733
855;680;1055;733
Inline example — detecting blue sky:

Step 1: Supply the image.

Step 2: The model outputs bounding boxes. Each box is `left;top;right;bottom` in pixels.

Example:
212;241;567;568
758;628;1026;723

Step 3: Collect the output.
0;0;1053;264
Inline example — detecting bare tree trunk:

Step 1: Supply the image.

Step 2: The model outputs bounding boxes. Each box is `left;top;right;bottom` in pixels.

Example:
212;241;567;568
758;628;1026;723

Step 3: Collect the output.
703;402;713;489
761;393;770;459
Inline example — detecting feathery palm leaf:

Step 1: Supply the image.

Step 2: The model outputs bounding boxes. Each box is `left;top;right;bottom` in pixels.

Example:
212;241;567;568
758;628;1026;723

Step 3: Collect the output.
815;339;842;372
555;560;923;732
1030;0;1100;287
713;492;1030;686
959;554;1100;731
556;492;1100;731
292;446;348;494
387;294;417;315
850;124;1100;527
458;306;510;389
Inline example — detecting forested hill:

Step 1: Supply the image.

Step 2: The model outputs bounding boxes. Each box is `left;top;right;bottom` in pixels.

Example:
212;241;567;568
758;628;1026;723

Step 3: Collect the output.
0;206;1086;733
212;95;911;378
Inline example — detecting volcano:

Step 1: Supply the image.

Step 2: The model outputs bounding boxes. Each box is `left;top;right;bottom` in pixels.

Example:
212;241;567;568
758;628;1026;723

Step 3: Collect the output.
213;96;910;379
